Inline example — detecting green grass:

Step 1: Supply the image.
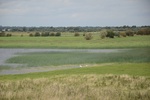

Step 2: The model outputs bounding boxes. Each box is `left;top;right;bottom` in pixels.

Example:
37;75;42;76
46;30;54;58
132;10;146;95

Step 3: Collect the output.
1;32;150;100
6;48;150;67
0;34;150;48
29;63;150;77
0;63;150;80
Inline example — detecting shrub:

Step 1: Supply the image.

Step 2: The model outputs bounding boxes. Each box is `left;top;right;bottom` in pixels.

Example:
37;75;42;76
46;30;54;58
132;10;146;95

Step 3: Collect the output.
119;32;126;37
45;32;49;36
6;33;12;37
34;32;40;37
137;29;144;35
126;31;134;36
114;32;120;37
50;33;55;36
0;31;5;37
74;32;80;36
106;30;115;38
83;33;85;36
29;33;33;37
100;31;107;39
145;28;150;35
41;32;44;36
41;32;49;37
85;33;93;40
55;32;61;36
137;28;150;35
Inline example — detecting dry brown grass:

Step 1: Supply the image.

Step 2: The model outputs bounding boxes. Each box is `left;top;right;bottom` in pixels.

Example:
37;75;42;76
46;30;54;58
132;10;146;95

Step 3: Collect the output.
0;74;150;100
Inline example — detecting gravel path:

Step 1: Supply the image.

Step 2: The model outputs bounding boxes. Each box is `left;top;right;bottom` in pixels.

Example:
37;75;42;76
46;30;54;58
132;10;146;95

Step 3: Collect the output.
0;48;125;75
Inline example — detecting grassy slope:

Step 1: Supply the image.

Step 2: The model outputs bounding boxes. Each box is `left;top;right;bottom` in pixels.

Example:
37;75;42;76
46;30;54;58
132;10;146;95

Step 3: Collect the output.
0;35;150;48
0;63;150;80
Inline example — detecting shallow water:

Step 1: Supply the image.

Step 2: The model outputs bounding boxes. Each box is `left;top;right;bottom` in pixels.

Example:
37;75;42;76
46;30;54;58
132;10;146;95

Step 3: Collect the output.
0;48;127;75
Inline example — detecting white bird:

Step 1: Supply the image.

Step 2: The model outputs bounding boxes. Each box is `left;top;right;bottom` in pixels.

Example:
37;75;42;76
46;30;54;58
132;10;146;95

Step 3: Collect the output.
79;65;82;68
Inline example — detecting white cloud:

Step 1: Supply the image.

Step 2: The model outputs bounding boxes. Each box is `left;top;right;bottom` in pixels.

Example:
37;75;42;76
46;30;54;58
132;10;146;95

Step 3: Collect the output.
0;0;150;26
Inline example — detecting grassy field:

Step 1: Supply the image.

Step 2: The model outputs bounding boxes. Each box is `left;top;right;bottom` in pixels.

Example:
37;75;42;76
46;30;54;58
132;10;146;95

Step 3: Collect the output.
0;32;150;100
0;63;150;100
0;32;150;48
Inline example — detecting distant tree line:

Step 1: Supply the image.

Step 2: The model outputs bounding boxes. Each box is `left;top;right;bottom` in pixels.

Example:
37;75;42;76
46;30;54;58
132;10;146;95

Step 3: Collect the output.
0;26;102;32
1;25;150;33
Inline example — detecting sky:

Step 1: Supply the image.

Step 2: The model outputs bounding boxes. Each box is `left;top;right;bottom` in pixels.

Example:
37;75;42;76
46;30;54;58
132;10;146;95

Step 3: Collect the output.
0;0;150;27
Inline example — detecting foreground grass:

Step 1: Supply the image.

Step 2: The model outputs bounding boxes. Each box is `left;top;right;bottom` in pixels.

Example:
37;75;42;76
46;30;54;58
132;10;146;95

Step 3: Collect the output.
0;74;150;100
0;63;150;100
0;35;150;48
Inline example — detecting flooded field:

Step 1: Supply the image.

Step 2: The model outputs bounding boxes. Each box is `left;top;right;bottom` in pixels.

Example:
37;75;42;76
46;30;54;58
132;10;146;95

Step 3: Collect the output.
0;48;125;75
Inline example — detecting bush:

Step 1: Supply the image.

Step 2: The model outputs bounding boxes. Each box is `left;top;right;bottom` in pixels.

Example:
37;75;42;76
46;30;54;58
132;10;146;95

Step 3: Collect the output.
83;33;85;36
6;33;12;37
74;32;80;36
0;31;5;37
126;31;134;36
106;31;115;38
34;32;40;37
137;29;143;35
114;32;120;37
119;32;126;37
29;33;33;37
137;28;150;35
145;28;150;35
85;33;93;40
41;32;49;37
41;32;44;36
50;33;55;36
55;32;61;36
100;31;107;39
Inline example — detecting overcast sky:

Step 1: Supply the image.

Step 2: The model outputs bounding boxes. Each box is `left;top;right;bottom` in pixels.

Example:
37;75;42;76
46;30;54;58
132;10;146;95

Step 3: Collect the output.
0;0;150;27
